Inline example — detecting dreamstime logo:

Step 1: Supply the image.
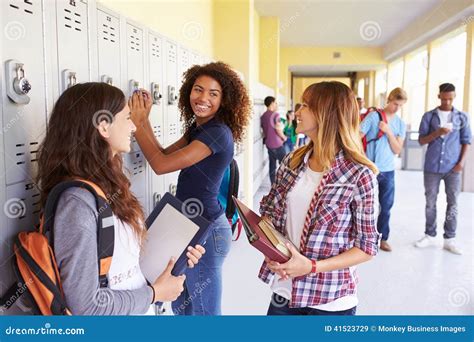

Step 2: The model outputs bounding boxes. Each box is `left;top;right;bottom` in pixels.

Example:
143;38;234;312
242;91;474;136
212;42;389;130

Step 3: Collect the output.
4;21;26;41
181;198;204;219
92;109;114;128
4;198;26;219
448;287;470;307
173;278;211;315
182;21;203;41
92;291;112;308
270;288;291;308
359;21;382;42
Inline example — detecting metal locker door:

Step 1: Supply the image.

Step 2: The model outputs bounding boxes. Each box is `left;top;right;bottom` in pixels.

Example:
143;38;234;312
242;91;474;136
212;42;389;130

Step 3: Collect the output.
2;181;41;314
177;46;190;137
123;21;148;213
164;40;179;196
148;32;165;207
96;7;121;86
191;52;201;67
1;0;48;312
54;0;91;94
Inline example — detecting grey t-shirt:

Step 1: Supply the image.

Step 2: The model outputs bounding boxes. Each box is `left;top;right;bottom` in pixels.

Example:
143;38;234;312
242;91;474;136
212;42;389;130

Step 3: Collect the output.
53;187;153;315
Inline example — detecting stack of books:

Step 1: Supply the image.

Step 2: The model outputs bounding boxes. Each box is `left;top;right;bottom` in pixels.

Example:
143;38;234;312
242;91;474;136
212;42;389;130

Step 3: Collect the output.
233;196;294;263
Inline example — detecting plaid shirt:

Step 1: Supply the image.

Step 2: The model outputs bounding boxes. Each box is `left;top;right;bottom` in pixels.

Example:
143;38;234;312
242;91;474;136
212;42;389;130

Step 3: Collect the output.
258;150;379;307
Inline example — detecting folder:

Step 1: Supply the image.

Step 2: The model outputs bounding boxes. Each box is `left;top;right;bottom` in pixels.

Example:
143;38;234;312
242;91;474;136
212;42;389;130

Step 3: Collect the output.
140;192;211;282
232;196;292;263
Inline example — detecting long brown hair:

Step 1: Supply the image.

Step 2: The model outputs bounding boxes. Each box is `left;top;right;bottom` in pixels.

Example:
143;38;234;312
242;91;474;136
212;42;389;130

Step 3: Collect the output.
36;82;146;241
178;61;251;143
290;81;378;174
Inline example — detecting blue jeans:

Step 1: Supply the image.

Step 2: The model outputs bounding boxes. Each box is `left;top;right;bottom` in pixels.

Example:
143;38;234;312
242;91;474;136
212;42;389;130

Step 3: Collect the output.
283;139;294;154
171;213;232;315
377;171;395;241
268;146;286;184
424;171;461;239
267;294;356;315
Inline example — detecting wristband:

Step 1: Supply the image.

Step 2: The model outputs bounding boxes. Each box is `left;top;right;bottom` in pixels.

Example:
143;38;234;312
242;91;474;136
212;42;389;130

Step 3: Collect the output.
310;259;317;275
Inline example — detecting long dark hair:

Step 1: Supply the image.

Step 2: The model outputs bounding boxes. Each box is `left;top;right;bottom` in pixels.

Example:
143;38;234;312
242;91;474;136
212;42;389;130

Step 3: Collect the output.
36;82;145;241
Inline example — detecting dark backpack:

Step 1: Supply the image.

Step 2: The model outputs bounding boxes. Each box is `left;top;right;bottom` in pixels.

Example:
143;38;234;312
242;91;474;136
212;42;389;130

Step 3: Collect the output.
218;159;242;241
361;107;388;152
0;180;115;315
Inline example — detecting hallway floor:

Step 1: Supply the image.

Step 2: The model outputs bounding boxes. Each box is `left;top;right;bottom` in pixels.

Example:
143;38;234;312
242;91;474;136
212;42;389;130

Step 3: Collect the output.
221;170;473;315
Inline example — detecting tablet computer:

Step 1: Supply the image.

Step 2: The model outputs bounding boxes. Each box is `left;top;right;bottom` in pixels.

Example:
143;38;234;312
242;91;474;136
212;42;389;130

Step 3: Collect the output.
140;192;211;282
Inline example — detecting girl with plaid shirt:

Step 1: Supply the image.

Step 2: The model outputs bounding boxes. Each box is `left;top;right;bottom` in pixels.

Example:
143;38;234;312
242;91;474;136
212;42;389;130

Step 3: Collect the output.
259;82;380;315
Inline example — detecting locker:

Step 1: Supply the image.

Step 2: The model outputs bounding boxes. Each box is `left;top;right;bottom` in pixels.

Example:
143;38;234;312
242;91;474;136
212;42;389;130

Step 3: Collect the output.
122;20;148;213
1;0;48;186
177;46;190;136
190;51;201;68
95;6;121;86
163;40;179;195
147;32;165;208
1;0;48;313
51;0;91;94
178;46;190;83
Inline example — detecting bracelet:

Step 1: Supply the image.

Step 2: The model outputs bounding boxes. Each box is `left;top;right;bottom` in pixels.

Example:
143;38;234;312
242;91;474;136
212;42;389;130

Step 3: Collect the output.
148;285;156;304
310;259;317;275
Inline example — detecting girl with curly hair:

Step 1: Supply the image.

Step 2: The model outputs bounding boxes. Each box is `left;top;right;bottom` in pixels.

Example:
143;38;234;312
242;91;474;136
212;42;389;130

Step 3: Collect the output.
130;61;251;315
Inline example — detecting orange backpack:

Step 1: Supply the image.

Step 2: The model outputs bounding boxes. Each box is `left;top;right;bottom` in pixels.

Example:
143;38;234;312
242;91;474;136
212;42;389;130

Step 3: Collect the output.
361;107;388;152
0;180;115;315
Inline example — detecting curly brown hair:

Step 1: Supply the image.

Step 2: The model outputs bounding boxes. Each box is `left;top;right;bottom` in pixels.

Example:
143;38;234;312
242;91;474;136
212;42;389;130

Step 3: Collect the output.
178;61;251;143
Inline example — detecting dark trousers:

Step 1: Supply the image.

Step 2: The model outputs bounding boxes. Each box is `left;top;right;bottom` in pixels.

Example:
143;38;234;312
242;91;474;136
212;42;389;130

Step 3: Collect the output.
267;294;356;316
267;146;286;184
377;171;395;241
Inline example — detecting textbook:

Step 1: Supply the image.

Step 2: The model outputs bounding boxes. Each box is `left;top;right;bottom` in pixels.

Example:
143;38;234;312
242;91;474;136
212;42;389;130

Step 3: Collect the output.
232;196;292;263
140;192;212;282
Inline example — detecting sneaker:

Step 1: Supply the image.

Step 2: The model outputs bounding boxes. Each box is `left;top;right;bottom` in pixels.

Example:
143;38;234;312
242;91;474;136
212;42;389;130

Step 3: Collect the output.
380;240;392;252
443;238;462;255
414;234;437;248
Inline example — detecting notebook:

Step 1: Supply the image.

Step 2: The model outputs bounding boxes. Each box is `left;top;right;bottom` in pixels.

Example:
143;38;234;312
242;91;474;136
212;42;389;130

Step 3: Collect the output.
140;192;211;282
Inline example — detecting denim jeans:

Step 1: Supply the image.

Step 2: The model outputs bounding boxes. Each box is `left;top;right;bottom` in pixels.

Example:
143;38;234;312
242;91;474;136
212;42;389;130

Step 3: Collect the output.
171;213;232;315
424;171;461;239
283;139;294;154
267;294;356;316
377;171;395;241
268;146;286;184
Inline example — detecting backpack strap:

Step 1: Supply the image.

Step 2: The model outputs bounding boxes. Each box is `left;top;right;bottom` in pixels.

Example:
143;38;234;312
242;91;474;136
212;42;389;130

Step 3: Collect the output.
225;160;239;220
42;179;114;288
365;107;388;145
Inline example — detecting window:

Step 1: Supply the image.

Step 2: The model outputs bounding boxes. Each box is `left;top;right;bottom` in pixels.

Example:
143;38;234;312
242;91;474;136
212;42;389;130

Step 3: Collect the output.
428;28;467;111
387;59;404;93
404;48;428;130
357;78;365;100
375;68;387;107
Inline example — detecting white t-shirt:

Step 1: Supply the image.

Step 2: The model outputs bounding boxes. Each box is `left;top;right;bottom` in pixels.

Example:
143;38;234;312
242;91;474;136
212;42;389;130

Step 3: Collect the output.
437;109;452;138
270;165;358;311
437;108;451;128
108;216;155;315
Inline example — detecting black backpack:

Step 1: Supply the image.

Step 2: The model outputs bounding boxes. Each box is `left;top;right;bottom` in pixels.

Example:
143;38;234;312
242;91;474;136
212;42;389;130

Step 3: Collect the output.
218;159;242;240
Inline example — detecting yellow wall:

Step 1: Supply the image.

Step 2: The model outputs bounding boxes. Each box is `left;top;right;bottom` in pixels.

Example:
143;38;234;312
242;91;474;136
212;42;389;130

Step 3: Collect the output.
280;46;386;107
253;10;260;85
355;71;376;106
293;77;351;106
213;0;256;204
259;17;280;94
98;0;214;57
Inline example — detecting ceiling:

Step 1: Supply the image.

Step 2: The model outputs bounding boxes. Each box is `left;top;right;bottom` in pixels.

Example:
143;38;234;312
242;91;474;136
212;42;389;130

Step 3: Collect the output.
254;0;443;47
